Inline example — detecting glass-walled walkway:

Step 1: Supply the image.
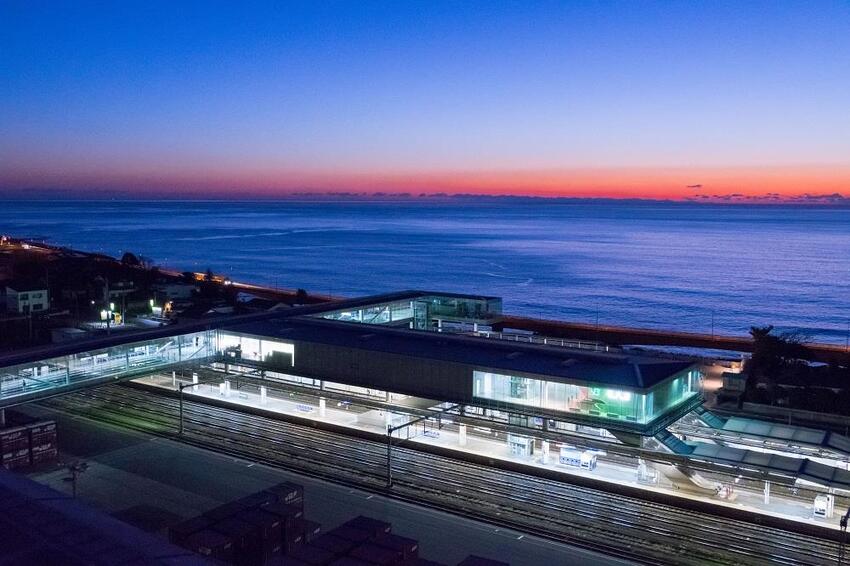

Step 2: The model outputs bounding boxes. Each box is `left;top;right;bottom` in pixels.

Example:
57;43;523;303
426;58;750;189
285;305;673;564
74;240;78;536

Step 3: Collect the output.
0;330;215;407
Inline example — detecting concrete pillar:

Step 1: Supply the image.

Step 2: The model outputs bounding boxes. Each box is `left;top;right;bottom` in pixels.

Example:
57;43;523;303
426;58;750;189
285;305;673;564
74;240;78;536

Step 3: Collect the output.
473;322;479;333
172;371;176;388
541;441;550;465
763;480;770;505
0;409;5;427
224;380;231;397
458;424;467;447
384;410;393;426
319;398;326;417
260;386;267;405
192;372;198;392
437;319;442;332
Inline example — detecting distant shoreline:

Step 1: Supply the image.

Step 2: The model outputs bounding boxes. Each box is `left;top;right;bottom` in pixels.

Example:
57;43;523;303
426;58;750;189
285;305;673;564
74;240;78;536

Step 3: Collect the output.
2;193;849;207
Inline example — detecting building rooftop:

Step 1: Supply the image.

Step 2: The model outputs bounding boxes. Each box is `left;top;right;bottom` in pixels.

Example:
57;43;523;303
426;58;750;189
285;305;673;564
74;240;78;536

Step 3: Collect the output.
224;317;695;390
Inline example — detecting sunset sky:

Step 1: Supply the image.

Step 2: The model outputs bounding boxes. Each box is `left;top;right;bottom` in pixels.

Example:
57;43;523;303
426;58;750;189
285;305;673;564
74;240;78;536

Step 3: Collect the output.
2;1;849;200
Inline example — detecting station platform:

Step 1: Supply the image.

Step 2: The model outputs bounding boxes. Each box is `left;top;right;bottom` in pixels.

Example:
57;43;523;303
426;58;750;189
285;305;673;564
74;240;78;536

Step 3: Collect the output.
133;373;848;531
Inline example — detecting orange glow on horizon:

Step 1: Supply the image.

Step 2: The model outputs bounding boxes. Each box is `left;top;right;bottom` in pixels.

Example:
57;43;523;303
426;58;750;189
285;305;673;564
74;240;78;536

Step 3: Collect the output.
2;162;849;201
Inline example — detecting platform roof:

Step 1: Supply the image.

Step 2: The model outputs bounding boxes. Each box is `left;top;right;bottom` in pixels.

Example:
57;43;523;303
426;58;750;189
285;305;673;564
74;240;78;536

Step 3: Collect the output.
687;442;850;491
720;416;850;457
223;317;695;390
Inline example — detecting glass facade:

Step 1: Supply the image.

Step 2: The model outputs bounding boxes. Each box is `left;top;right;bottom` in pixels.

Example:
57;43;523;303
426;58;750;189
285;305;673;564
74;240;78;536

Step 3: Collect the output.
472;369;700;425
0;330;215;404
317;300;414;325
216;332;295;368
314;294;502;329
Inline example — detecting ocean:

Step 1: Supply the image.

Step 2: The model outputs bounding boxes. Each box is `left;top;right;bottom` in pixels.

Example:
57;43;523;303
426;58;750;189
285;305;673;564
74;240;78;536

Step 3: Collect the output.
3;200;849;344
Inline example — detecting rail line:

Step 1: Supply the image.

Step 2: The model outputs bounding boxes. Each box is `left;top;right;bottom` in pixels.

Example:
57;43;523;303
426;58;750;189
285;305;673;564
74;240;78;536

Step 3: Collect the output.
40;386;843;566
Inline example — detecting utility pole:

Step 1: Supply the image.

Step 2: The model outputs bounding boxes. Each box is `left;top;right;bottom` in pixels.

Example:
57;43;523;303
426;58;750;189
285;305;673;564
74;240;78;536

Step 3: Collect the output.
386;425;393;488
105;278;111;336
178;372;220;435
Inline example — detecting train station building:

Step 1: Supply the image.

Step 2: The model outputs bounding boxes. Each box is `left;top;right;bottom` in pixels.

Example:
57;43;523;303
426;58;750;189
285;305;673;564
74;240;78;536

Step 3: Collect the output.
2;289;850;518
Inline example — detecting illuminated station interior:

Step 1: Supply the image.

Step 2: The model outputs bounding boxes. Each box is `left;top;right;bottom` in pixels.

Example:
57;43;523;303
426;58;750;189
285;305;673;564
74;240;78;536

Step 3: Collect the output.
2;290;849;526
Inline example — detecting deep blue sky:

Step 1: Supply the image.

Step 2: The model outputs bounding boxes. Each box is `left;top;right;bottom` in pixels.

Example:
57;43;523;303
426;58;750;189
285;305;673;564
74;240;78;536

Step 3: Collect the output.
1;1;849;198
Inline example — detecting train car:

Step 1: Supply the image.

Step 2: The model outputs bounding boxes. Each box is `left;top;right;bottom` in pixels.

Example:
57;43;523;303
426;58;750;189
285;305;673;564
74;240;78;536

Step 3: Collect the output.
559;447;597;470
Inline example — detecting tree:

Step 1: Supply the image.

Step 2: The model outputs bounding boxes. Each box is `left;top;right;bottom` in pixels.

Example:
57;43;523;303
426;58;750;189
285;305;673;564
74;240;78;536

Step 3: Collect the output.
745;325;810;405
120;252;140;266
204;268;215;282
295;288;308;303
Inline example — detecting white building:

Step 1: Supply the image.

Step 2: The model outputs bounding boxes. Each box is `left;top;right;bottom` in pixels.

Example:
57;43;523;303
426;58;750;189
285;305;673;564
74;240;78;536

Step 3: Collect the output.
5;284;49;314
152;282;197;300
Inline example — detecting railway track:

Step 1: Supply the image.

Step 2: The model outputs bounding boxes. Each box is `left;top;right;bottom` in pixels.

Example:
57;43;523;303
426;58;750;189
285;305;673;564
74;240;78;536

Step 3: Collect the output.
40;386;844;566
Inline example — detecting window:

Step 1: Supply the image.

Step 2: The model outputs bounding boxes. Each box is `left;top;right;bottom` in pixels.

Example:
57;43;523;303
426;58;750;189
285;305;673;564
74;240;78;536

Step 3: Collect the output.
509;376;528;398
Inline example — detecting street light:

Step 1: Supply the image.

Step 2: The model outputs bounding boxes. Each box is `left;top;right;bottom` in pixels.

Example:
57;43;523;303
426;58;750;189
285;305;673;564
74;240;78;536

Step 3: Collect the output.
62;461;88;498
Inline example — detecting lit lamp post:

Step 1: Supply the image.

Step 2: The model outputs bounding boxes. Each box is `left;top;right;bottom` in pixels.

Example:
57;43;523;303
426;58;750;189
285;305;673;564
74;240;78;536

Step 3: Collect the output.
100;302;116;334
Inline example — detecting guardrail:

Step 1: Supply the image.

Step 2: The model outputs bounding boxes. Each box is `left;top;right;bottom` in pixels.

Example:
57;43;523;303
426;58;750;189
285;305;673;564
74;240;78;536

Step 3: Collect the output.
473;331;614;352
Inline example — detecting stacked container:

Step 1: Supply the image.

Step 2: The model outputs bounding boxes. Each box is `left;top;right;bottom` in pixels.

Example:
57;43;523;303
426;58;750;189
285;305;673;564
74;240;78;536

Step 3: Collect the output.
0;425;30;470
456;557;510;566
28;420;58;465
171;481;316;565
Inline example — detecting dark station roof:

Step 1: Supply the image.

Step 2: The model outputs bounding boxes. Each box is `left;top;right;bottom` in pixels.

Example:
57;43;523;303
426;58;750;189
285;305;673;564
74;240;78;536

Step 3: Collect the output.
224;316;694;390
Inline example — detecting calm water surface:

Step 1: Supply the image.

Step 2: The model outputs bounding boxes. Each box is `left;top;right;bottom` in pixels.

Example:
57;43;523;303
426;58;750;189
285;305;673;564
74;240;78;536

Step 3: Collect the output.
3;200;849;344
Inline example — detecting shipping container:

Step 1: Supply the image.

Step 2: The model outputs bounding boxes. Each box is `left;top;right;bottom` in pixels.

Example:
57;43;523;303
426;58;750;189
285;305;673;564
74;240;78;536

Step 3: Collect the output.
329;558;372;566
262;501;304;529
239;507;284;561
456;556;510;566
1;454;30;470
30;441;56;457
266;557;312;566
329;525;372;545
311;534;357;557
348;542;402;565
264;481;304;506
238;490;278;510
301;519;322;543
214;517;264;566
282;527;305;555
238;508;283;543
287;544;337;565
204;500;252;522
28;420;57;437
374;533;418;560
183;529;234;562
168;515;214;545
344;516;392;539
2;448;30;470
0;427;30;452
